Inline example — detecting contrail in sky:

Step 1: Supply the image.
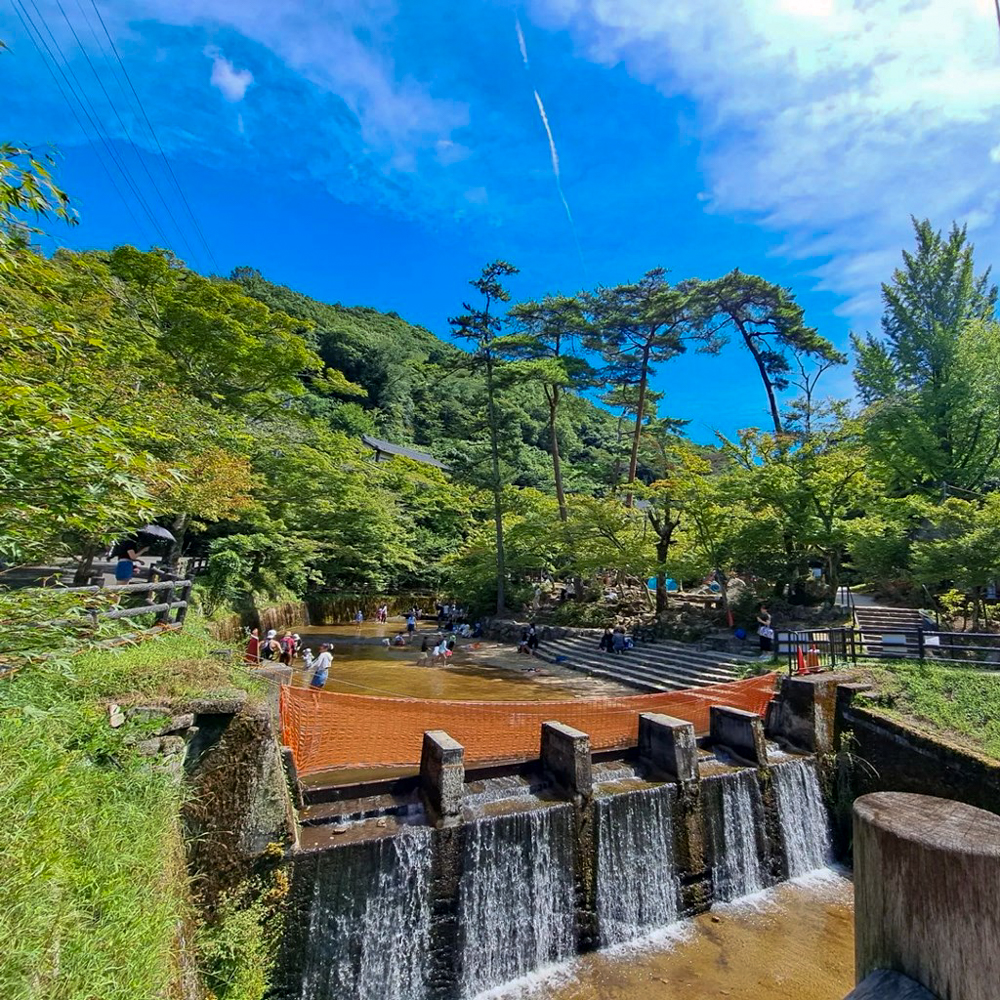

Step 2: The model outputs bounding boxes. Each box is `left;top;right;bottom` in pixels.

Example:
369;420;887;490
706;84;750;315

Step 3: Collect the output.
515;16;529;68
515;15;586;277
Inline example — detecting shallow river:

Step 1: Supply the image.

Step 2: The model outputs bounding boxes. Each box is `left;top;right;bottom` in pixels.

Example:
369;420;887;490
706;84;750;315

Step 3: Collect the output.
485;874;854;1000
290;621;627;702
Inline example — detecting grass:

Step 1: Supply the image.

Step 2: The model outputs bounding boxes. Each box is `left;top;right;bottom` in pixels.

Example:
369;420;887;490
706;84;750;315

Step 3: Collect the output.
0;607;271;1000
858;658;1000;761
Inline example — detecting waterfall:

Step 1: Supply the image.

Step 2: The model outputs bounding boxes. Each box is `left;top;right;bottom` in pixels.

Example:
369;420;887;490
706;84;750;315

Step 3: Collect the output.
773;759;832;877
297;828;433;1000
596;784;680;945
704;770;767;901
457;804;576;997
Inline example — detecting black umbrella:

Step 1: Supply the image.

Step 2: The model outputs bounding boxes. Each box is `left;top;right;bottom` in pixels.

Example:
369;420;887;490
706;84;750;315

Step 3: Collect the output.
137;524;176;543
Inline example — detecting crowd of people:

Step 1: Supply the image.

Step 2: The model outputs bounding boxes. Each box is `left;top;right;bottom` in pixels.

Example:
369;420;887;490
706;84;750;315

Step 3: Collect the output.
242;602;488;689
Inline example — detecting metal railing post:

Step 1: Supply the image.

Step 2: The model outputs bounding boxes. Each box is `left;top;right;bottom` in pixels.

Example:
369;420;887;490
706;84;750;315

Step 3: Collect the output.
917;628;925;662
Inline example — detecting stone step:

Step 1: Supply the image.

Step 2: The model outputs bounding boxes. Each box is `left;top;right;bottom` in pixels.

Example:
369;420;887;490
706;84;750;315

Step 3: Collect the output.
538;636;748;691
540;638;740;681
542;634;747;673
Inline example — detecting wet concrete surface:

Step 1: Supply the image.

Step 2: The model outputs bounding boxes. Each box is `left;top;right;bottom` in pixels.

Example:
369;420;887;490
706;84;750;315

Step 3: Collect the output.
497;873;854;1000
277;620;634;701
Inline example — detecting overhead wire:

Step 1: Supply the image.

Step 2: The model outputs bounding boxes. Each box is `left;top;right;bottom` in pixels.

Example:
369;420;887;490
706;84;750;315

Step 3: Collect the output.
85;0;221;274
15;0;174;248
51;0;203;268
7;0;153;243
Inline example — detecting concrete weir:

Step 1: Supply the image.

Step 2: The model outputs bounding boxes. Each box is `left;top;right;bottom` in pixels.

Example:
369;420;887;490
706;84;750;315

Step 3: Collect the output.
276;698;835;1000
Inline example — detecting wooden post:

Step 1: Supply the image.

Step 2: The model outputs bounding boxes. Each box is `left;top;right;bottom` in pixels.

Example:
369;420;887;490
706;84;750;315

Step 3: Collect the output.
175;581;191;625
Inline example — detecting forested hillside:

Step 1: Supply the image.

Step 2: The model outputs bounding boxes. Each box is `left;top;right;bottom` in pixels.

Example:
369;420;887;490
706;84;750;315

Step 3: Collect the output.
227;266;625;493
6;144;1000;626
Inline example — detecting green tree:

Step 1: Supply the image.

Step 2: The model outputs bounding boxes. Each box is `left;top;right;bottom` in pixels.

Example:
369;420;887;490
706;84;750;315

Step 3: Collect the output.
449;261;519;613
701;270;843;436
583;270;712;505
506;294;595;522
854;219;1000;495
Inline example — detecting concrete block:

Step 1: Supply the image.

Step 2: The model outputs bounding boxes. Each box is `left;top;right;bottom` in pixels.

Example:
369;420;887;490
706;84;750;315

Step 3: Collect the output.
420;730;465;827
638;713;699;782
541;721;592;800
709;705;769;765
767;673;855;754
854;792;1000;1000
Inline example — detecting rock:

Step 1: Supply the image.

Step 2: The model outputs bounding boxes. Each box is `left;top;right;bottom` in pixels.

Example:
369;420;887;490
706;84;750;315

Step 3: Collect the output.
332;822;350;834
375;817;388;828
108;703;126;728
137;738;162;756
156;713;195;736
710;914;721;923
159;735;186;756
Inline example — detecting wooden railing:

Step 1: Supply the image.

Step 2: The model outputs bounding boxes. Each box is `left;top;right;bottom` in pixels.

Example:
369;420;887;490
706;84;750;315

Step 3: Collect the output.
56;575;193;628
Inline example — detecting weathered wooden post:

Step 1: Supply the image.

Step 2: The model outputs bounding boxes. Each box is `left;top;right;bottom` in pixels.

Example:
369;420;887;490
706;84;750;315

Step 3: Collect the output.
854;792;1000;1000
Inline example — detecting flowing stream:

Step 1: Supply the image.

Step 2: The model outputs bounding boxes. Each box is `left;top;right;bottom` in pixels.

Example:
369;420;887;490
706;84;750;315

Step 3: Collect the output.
773;758;832;876
595;784;680;945
297;828;433;1000
703;769;768;900
458;804;576;997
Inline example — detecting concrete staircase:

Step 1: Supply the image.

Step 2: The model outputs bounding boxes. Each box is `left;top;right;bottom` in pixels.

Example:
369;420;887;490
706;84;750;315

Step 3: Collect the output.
535;634;762;693
853;605;933;658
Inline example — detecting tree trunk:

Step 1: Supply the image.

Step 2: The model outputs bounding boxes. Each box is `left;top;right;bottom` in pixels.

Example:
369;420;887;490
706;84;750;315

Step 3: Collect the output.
625;344;652;507
166;513;189;568
486;354;506;614
740;324;783;435
73;540;100;585
655;535;670;613
549;387;568;522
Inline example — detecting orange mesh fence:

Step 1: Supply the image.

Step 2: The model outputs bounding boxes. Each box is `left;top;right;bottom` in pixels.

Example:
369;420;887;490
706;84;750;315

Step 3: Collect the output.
280;672;778;777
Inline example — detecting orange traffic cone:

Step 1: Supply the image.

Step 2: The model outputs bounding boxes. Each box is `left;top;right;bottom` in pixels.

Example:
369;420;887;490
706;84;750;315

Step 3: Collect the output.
807;644;821;672
796;647;808;674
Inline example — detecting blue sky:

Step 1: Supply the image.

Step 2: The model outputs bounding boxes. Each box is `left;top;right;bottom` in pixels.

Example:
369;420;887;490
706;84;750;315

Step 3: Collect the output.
4;0;1000;441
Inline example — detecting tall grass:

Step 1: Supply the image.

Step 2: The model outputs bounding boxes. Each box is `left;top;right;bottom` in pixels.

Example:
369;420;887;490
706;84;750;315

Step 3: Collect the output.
0;606;266;1000
863;659;1000;760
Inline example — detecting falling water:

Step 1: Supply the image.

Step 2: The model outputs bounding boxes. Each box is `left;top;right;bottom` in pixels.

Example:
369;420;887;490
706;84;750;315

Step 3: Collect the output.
297;828;433;1000
704;770;767;901
773;759;832;877
596;784;680;945
458;804;576;997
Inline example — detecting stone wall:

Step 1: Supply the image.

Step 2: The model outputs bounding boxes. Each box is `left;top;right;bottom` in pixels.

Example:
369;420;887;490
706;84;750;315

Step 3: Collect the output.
208;601;309;643
837;691;1000;820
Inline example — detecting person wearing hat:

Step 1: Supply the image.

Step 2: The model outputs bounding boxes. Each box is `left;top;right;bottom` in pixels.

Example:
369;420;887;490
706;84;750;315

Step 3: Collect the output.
261;630;280;661
279;632;295;665
311;643;332;688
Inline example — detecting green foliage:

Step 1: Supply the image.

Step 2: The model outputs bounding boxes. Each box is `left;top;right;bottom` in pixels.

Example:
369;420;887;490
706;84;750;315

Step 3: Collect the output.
865;659;1000;760
197;870;285;1000
0;620;255;1000
854;219;1000;494
700;269;844;436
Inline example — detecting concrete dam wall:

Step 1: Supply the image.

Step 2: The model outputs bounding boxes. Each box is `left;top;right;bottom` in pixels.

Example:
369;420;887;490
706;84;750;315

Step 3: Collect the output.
273;709;833;1000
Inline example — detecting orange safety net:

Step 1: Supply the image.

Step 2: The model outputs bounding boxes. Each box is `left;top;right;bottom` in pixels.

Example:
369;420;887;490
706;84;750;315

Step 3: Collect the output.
280;673;778;777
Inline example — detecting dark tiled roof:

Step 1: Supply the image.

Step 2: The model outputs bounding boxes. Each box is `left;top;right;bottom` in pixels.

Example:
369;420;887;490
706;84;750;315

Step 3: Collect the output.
361;434;447;469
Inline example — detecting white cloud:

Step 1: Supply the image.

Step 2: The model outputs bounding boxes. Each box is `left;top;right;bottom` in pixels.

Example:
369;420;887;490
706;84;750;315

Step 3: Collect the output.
205;47;253;102
142;1;466;173
531;0;1000;325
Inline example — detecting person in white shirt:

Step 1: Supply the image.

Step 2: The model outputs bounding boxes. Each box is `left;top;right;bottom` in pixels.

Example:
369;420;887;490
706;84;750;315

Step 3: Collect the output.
310;643;333;688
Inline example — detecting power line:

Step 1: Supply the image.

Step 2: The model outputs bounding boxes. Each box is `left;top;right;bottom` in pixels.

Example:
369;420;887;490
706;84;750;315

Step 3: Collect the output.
16;0;174;248
51;0;203;268
8;0;152;242
86;0;221;274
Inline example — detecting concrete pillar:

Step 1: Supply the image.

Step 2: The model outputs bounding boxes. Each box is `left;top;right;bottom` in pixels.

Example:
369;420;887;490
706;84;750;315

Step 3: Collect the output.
540;721;596;953
854;792;1000;1000
420;730;464;828
709;705;769;765
638;713;699;781
540;721;593;801
766;673;851;754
